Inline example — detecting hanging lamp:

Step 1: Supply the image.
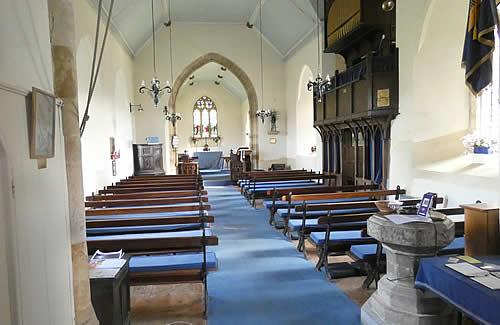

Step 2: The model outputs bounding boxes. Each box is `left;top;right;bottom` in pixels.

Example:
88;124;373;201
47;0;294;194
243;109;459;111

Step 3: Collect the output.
255;0;273;124
307;0;332;103
163;0;182;125
139;0;172;107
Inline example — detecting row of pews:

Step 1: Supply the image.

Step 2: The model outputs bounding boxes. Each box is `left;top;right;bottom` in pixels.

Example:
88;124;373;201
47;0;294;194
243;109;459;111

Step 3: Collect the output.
85;174;218;316
238;170;466;287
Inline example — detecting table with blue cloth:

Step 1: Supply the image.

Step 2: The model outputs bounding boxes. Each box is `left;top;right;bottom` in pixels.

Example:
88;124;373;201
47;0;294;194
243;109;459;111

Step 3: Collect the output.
193;151;223;170
415;256;500;325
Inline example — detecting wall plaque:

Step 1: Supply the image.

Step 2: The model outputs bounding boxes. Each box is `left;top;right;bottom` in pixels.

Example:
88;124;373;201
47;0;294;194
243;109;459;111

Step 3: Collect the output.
377;89;390;107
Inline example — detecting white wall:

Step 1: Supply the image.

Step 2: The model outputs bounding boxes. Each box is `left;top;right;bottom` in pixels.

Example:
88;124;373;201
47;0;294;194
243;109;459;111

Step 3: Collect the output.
175;81;245;156
390;0;500;206
76;0;135;195
0;2;74;323
133;22;287;170
284;30;336;172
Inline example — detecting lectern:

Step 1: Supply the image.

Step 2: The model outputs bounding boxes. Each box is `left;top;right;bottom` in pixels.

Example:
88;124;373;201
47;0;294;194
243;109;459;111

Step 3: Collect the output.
460;203;500;256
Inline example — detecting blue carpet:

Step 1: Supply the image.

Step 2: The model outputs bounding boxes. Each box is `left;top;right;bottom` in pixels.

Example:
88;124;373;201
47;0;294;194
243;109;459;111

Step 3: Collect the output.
207;186;361;325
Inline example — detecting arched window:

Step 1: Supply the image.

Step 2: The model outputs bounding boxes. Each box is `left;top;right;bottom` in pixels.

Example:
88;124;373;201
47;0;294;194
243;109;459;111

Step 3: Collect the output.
193;96;218;138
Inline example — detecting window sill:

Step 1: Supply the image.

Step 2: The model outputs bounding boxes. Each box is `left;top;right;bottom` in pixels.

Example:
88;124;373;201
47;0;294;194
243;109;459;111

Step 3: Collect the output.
417;154;499;179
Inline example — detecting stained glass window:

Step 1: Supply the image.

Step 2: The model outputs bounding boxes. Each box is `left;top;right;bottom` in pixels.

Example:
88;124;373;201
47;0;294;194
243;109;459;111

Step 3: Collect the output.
193;96;218;138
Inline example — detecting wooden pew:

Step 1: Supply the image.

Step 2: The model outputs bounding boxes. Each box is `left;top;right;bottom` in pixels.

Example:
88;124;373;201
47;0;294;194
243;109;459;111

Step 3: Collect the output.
98;185;201;194
306;197;444;280
280;188;405;234
85;204;211;216
85;196;208;208
265;184;380;225
86;190;208;201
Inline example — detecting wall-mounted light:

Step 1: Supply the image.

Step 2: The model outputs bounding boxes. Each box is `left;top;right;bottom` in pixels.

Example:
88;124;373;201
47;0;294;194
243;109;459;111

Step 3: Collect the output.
381;0;395;12
129;103;144;113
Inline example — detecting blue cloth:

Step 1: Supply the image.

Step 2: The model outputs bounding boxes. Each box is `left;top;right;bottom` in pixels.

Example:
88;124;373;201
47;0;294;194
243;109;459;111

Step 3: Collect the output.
309;230;373;246
262;197;370;209
288;219;366;231
349;237;465;260
86;223;200;236
86;229;212;242
194;151;223;170
415;256;500;325
276;207;378;219
130;252;218;273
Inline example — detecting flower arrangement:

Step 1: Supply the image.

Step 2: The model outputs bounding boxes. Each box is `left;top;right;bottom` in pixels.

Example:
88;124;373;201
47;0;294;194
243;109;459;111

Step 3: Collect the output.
462;132;493;154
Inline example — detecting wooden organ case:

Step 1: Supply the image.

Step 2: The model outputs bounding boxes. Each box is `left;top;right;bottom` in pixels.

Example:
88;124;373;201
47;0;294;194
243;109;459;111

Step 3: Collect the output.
315;0;398;187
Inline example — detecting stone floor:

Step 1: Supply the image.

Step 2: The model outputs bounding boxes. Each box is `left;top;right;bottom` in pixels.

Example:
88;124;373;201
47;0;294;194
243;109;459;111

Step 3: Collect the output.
131;194;373;324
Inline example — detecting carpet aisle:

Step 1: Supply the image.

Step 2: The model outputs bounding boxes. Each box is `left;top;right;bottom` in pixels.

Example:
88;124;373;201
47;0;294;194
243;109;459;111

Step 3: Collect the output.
206;185;361;325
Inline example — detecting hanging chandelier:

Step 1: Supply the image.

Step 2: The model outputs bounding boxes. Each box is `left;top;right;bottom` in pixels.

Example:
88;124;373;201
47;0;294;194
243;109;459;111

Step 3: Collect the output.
164;106;182;126
139;0;172;107
255;0;273;124
307;0;332;103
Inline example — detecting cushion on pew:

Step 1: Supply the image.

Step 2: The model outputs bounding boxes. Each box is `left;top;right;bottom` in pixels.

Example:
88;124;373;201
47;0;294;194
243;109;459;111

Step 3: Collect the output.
288;219;367;231
130;252;218;273
86;229;212;241
439;237;465;255
309;230;374;246
86;223;202;236
276;207;378;219
349;237;465;260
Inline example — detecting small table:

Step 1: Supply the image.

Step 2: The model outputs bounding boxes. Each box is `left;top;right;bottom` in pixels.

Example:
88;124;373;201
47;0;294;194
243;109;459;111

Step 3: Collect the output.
416;256;500;325
89;257;131;325
193;151;223;170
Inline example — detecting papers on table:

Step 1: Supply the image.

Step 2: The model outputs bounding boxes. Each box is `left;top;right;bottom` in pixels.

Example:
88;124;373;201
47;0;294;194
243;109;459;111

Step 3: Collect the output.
471;275;500;290
446;263;489;277
92;258;126;269
385;214;432;225
89;249;126;269
446;262;500;290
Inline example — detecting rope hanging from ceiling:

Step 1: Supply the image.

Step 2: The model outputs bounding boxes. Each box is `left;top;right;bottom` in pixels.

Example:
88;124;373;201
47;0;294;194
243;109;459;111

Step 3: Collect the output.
79;0;115;137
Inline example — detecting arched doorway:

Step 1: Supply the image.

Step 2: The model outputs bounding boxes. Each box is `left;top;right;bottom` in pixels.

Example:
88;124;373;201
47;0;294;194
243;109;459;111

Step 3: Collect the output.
295;65;322;171
169;52;260;167
0;139;14;324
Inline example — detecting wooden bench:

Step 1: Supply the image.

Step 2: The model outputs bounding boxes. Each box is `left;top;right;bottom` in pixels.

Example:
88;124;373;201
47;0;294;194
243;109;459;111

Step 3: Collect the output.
85;178;216;317
265;184;380;225
280;188;405;235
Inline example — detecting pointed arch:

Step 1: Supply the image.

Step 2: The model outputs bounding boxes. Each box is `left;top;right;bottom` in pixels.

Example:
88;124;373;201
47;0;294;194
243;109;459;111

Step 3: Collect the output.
169;52;260;165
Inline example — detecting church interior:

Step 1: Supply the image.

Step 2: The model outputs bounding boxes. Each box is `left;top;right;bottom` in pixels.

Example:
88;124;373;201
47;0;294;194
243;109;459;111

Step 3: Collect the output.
2;0;500;324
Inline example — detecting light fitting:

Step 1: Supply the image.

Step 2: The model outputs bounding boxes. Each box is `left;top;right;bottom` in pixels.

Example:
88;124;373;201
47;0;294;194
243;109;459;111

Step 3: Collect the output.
307;0;332;103
164;106;182;127
382;0;395;12
256;0;274;122
138;0;171;107
129;103;143;113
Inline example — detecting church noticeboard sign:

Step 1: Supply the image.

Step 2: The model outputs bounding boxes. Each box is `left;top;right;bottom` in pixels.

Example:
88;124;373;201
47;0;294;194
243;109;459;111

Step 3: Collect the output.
377;89;390;107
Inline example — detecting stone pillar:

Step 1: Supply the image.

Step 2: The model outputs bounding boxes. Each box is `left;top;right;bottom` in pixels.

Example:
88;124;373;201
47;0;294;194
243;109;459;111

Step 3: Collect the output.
47;1;98;324
361;212;455;325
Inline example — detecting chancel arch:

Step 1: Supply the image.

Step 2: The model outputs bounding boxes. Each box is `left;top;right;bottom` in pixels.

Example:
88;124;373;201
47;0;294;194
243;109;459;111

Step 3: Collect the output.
169;52;259;166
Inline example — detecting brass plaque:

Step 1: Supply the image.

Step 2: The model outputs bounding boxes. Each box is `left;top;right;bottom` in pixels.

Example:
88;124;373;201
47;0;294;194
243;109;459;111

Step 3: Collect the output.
377;89;390;107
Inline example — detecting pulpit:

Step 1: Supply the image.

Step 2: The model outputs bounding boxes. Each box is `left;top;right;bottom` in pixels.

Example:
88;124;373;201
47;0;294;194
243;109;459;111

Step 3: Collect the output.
230;147;252;181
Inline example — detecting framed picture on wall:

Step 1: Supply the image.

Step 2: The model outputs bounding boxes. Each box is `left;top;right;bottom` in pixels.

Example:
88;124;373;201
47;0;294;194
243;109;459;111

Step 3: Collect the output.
30;87;56;159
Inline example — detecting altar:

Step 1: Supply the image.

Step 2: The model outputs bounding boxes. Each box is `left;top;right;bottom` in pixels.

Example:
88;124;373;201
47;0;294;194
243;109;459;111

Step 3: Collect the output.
193;151;223;170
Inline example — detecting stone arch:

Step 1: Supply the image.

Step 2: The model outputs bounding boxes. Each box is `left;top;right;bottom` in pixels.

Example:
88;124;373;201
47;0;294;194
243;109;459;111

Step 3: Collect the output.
169;52;260;165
